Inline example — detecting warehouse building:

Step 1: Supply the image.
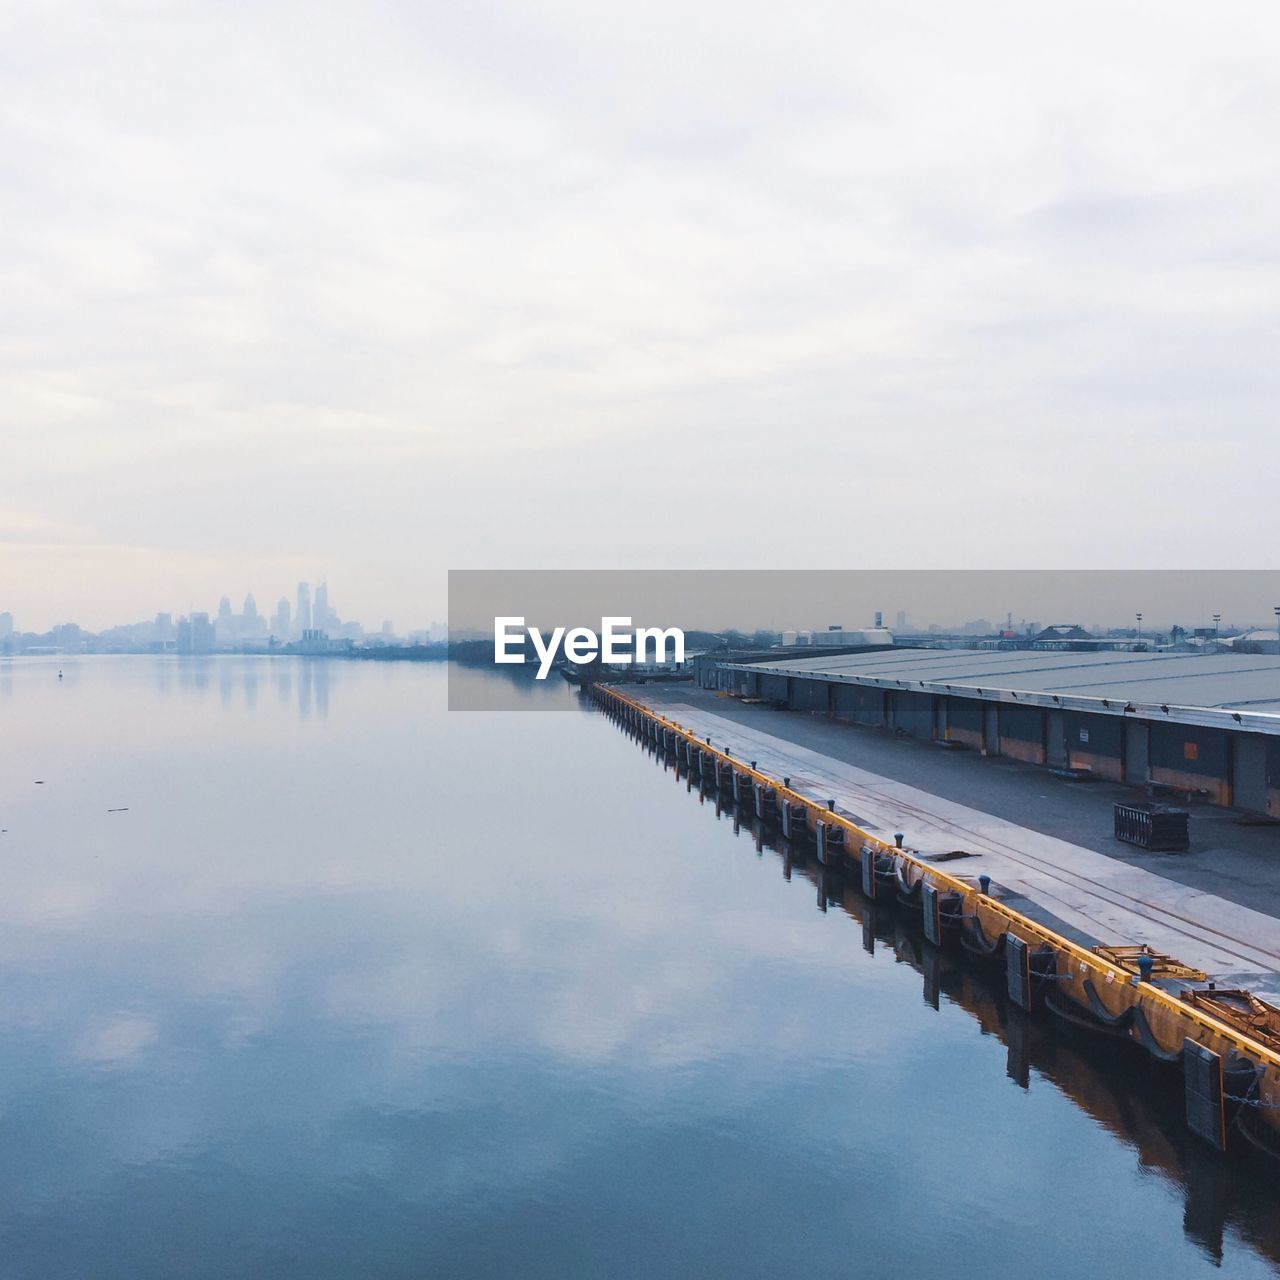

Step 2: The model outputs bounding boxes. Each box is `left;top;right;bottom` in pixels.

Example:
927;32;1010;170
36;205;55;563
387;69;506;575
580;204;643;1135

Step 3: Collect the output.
706;649;1280;816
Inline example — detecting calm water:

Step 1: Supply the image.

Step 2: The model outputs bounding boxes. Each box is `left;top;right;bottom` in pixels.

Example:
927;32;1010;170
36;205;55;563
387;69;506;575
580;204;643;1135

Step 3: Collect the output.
0;656;1276;1279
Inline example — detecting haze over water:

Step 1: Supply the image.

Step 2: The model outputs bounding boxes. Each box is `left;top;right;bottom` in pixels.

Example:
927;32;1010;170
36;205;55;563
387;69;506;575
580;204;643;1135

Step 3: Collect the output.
0;656;1276;1278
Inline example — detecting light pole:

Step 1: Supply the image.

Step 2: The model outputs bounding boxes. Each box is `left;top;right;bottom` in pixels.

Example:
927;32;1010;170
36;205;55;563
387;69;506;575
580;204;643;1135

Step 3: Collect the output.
1213;613;1221;650
1274;605;1279;655
1136;612;1143;650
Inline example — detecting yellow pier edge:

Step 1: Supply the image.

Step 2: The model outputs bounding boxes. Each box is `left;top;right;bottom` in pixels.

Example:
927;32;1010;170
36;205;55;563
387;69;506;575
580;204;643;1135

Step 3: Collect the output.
593;683;1280;1150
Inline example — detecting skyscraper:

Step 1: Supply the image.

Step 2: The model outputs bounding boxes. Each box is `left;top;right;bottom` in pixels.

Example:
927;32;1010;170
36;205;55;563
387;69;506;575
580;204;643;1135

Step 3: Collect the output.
273;597;291;639
239;592;266;639
314;581;330;632
215;595;236;645
296;582;312;633
192;612;215;653
177;613;215;654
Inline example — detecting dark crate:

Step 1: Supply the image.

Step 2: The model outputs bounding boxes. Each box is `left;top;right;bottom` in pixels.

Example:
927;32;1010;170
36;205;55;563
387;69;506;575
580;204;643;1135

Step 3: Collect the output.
1114;801;1190;851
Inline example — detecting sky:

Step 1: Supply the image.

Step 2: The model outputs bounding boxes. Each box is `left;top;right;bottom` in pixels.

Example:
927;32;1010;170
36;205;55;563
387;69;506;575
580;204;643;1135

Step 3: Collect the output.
3;1;1279;631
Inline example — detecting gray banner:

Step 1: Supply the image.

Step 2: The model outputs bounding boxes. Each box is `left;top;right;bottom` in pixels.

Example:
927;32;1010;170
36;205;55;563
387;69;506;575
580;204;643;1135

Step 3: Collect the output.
447;570;1280;710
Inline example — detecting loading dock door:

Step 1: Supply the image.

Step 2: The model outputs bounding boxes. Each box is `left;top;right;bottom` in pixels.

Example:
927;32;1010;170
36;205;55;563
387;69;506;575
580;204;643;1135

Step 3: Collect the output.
983;704;999;756
1230;735;1268;813
1124;722;1149;784
1045;710;1067;769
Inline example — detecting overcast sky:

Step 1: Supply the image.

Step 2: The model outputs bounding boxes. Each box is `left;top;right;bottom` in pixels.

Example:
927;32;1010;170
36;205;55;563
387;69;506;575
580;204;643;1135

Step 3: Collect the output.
3;1;1279;630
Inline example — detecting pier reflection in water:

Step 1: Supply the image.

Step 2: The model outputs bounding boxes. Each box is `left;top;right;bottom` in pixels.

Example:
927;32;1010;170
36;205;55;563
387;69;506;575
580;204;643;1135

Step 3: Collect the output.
629;698;1280;1274
0;657;1275;1279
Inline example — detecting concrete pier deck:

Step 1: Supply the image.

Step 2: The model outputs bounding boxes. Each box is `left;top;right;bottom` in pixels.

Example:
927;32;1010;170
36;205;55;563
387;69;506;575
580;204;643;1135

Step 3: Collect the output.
628;684;1280;1000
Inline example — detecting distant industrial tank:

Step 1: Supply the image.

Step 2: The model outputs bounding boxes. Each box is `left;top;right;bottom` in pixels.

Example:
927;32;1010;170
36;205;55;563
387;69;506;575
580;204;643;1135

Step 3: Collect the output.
811;627;894;647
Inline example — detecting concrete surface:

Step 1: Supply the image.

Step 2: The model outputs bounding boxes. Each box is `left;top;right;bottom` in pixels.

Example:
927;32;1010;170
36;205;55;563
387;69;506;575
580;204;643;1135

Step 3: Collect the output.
625;683;1280;998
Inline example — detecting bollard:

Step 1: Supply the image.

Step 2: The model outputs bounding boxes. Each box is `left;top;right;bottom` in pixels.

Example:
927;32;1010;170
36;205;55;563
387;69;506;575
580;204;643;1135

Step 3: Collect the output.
979;874;991;896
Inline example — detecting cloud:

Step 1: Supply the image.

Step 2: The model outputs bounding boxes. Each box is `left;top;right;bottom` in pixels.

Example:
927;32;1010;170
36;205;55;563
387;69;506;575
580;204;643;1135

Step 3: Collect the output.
74;1014;157;1064
2;1;1280;627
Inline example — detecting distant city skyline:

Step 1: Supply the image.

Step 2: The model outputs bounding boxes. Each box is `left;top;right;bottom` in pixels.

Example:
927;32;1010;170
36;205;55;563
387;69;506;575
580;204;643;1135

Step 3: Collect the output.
0;580;449;651
1;578;415;636
5;576;1277;653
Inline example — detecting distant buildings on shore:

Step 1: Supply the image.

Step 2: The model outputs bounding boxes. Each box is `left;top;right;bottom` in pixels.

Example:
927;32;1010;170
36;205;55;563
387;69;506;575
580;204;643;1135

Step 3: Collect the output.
0;586;448;657
2;592;1274;659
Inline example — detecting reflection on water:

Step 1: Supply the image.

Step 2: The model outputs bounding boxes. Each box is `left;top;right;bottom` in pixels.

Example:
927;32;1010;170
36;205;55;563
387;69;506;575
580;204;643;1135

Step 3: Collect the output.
0;656;1275;1280
602;696;1280;1274
83;653;340;719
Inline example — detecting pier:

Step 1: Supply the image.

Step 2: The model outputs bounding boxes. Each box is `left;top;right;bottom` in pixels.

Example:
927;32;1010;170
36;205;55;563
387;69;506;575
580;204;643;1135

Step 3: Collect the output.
592;681;1280;1160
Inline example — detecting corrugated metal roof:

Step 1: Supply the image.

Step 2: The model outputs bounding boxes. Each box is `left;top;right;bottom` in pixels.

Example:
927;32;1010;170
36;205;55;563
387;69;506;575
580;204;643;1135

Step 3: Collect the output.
728;649;1280;734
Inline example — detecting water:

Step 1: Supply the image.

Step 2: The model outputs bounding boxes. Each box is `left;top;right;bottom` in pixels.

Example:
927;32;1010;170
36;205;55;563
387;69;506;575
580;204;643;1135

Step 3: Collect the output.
0;656;1276;1279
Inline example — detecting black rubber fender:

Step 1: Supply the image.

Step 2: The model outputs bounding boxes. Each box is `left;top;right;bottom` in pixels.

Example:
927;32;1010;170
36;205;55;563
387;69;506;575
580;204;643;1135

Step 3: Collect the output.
1224;1051;1262;1104
895;866;920;899
1081;978;1136;1030
1131;1002;1183;1064
1044;981;1133;1039
1234;1104;1280;1162
961;914;1005;959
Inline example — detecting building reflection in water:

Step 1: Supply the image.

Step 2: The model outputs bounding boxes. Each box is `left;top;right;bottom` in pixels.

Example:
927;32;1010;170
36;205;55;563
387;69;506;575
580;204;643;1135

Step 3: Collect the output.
273;661;292;708
292;659;330;721
311;661;329;720
135;655;339;722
